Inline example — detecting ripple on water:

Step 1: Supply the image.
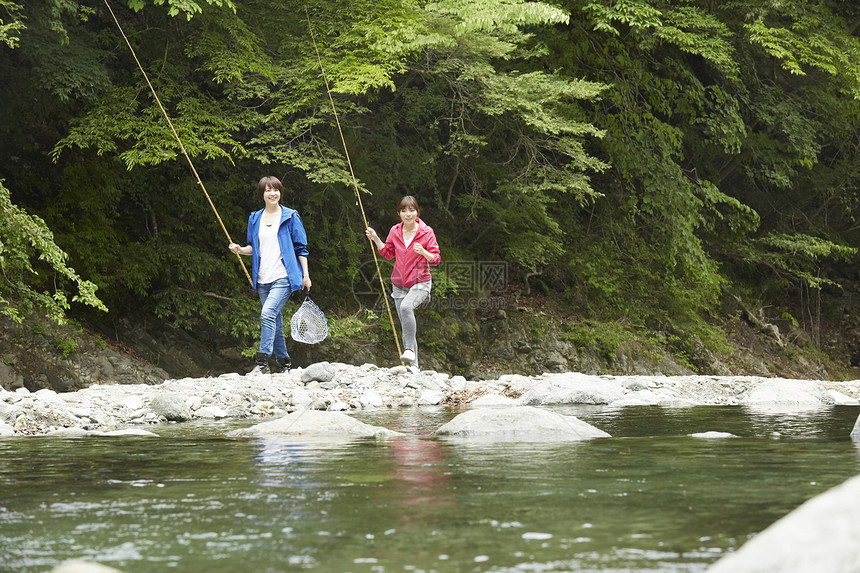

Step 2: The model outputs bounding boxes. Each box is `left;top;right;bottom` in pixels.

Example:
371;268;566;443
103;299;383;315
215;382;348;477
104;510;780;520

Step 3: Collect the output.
0;405;857;573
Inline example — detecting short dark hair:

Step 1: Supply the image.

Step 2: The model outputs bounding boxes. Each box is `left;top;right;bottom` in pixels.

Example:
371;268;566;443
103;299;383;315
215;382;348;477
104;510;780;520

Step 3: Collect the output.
396;195;419;213
257;176;284;202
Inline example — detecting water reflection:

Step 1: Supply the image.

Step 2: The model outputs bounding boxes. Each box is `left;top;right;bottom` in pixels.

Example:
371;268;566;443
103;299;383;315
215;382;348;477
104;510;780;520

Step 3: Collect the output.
0;405;858;573
387;437;455;526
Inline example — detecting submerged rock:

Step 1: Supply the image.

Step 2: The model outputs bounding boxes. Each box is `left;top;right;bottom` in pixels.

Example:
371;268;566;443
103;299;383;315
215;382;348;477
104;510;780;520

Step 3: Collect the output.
706;474;860;573
690;431;737;439
435;406;610;441
51;561;124;573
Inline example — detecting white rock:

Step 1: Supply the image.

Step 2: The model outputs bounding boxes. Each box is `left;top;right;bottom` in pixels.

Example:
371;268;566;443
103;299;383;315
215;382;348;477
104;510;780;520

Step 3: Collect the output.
609;389;661;407
121;395;146;410
827;389;859;406
706;474;860;573
418;390;446;405
690;431;737;438
127;408;148;419
51;560;124;573
46;428;89;437
196;406;229;419
471;394;520;407
741;378;829;411
436;406;610;441
301;361;336;383
82;429;158;437
34;389;63;404
450;375;467;392
497;374;533;393
0;421;15;436
67;407;95;419
287;388;314;407
520;373;626;405
359;390;384;409
256;400;275;414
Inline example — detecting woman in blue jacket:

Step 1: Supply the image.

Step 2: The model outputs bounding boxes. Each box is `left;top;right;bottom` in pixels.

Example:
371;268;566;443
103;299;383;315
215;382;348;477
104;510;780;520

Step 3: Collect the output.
229;176;311;374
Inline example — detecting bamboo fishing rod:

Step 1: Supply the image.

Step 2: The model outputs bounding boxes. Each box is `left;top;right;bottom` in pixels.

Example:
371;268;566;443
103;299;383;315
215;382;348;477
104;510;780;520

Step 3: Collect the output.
103;0;253;287
305;10;404;360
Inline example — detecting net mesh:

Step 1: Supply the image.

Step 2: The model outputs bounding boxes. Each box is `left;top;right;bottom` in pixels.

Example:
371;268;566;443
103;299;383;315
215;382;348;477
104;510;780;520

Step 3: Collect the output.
290;296;329;344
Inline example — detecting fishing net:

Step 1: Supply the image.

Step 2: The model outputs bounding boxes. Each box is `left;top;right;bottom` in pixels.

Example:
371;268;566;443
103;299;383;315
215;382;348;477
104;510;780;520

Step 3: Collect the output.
290;292;329;344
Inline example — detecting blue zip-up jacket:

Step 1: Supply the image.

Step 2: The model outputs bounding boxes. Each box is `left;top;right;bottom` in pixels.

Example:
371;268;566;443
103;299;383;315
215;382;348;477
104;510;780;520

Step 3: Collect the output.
246;205;309;293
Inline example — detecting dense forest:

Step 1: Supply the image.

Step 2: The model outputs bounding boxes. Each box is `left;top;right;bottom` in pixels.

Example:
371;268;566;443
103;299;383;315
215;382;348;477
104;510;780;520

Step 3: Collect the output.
2;0;860;373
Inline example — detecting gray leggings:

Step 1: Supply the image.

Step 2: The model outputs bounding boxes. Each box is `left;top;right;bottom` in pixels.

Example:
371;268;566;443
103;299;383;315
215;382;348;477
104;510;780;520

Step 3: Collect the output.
392;281;431;365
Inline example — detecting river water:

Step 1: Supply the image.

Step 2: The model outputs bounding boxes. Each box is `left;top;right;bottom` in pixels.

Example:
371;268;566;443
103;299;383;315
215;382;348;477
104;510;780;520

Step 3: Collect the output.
1;405;858;572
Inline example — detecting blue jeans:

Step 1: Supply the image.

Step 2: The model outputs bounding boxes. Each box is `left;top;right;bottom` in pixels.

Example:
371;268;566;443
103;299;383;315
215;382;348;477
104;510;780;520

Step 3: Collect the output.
257;277;292;359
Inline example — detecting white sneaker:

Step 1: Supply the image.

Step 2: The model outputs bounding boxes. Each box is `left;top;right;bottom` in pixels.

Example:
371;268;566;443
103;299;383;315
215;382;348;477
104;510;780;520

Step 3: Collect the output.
400;348;416;363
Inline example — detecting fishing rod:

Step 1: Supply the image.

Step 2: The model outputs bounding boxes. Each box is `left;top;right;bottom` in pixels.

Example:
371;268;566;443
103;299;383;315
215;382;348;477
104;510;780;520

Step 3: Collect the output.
105;0;403;361
102;0;253;287
305;9;404;360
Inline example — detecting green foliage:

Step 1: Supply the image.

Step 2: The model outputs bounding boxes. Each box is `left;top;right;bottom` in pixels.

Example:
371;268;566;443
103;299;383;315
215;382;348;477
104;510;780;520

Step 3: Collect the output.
0;180;107;324
2;0;860;367
329;309;378;340
52;87;255;169
55;330;80;357
748;232;856;290
127;0;237;20
743;3;860;97
428;0;570;33
0;0;25;48
585;1;738;76
563;320;630;361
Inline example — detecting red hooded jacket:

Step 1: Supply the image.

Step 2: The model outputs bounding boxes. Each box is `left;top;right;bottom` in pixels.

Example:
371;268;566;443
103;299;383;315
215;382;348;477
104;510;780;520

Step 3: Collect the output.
378;218;441;288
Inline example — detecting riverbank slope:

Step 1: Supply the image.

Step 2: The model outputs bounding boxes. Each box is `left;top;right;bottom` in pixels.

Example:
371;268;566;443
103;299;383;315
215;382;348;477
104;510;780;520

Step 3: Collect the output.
2;285;860;394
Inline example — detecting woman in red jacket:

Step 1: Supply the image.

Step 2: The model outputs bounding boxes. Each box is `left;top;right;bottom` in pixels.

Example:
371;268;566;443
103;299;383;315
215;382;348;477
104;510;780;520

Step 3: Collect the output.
366;196;441;370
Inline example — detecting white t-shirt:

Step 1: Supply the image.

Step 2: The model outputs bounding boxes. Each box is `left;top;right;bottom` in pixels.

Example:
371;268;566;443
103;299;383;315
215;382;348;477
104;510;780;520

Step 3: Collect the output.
257;217;288;284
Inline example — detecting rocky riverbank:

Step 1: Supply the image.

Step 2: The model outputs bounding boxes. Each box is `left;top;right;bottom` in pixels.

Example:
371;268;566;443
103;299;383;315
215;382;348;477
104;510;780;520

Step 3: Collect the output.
2;361;859;437
5;282;860;398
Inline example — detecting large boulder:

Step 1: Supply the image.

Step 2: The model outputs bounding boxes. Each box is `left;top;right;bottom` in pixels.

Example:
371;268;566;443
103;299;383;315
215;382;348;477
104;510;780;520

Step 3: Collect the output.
741;378;830;411
519;373;626;405
300;361;337;384
435;406;610;441
706;474;860;573
150;392;192;422
226;409;402;439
